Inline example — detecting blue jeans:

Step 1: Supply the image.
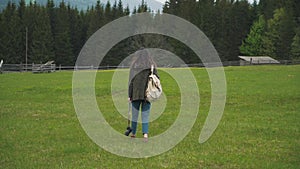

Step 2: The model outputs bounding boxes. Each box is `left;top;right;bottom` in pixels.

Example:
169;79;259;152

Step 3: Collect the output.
131;100;151;135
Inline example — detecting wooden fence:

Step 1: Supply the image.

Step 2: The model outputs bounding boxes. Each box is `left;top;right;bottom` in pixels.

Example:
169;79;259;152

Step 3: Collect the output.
0;60;299;73
1;62;56;73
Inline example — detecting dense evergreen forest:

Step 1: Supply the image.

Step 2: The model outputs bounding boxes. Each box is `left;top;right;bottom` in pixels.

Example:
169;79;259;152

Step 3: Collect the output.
0;0;299;66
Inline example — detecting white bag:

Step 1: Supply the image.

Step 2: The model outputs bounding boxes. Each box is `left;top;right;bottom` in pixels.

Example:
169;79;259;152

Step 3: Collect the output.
145;65;162;102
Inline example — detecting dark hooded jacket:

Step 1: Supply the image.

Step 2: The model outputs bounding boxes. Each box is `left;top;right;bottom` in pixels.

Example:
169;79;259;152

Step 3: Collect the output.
128;65;158;101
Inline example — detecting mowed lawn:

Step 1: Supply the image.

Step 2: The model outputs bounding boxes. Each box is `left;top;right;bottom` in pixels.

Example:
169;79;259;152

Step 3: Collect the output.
0;65;299;168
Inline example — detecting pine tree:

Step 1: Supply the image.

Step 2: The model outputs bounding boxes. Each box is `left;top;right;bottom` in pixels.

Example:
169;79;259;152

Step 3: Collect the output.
111;0;118;19
18;0;26;19
68;6;83;60
179;0;197;21
46;0;55;36
132;6;137;14
17;0;27;63
213;0;233;61
276;8;296;60
0;6;5;61
78;10;89;49
291;28;300;60
104;0;112;23
258;0;284;20
262;8;296;59
87;0;104;37
250;0;259;20
30;6;54;63
117;0;124;17
227;0;253;60
53;1;73;65
137;0;149;13
124;4;130;16
240;15;266;56
0;2;23;63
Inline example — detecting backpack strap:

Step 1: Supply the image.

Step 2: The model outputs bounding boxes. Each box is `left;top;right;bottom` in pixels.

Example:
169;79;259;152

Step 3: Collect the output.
151;65;154;75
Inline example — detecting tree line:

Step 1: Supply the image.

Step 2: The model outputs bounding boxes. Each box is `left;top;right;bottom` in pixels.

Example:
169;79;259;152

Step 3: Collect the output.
0;0;299;66
163;0;300;61
0;0;131;65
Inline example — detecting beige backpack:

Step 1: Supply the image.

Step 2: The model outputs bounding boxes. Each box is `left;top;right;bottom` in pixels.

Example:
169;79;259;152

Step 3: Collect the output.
145;65;162;102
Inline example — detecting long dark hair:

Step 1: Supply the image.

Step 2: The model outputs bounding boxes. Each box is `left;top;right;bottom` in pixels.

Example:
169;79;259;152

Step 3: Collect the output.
131;48;156;69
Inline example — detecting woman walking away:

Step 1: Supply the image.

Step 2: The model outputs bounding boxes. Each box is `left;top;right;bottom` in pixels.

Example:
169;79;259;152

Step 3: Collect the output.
128;48;159;142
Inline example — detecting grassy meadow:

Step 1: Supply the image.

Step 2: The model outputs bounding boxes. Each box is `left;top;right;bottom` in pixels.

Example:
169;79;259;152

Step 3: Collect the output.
0;65;299;168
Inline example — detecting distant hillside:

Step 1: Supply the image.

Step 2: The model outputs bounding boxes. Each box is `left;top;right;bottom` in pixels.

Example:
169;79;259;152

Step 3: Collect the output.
0;0;163;12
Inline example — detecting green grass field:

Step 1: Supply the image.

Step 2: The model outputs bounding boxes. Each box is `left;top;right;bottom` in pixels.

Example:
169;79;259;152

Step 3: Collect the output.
0;65;299;168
